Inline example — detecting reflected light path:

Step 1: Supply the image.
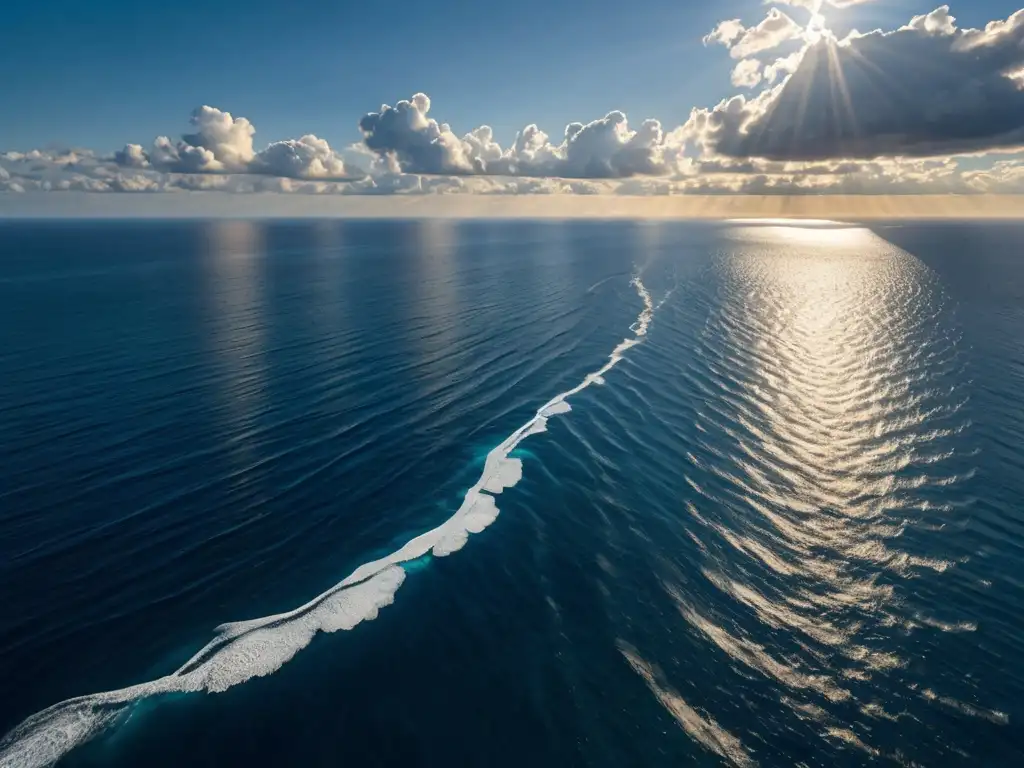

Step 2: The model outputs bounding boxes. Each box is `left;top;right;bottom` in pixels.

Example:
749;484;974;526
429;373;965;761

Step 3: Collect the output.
198;220;268;478
653;222;993;760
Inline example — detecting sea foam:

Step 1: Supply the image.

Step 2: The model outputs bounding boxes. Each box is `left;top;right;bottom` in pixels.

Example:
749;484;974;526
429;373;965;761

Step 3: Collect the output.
0;276;656;768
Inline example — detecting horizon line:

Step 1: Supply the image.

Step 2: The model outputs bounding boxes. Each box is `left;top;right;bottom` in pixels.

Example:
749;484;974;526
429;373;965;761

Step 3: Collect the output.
1;193;1023;220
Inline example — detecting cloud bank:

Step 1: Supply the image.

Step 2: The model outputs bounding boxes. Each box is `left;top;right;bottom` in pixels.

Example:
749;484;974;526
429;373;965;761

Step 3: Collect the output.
358;93;676;178
3;3;1024;197
115;106;351;179
689;6;1024;161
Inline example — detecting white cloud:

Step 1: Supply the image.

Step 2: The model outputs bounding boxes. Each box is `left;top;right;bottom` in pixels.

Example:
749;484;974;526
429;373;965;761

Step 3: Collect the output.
180;105;255;171
776;0;876;10
775;0;822;11
251;134;348;179
904;5;957;36
731;59;763;88
725;9;804;59
358;94;680;178
704;9;805;60
358;93;480;174
956;7;1024;50
114;143;150;168
763;49;804;83
4;3;1023;198
704;19;746;47
115;106;350;180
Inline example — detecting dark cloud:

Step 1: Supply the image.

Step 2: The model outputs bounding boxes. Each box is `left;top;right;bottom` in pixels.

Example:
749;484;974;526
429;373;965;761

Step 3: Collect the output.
696;7;1024;161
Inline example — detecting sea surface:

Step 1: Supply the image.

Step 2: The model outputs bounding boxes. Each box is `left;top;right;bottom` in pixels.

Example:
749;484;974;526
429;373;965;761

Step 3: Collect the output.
1;218;1023;767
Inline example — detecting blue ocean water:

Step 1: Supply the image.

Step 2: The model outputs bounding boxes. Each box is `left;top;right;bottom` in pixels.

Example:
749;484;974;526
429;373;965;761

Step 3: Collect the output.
1;218;1023;767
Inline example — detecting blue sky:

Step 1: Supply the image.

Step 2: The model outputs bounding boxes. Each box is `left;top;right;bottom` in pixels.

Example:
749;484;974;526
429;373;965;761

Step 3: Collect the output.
2;0;1020;153
2;0;1023;202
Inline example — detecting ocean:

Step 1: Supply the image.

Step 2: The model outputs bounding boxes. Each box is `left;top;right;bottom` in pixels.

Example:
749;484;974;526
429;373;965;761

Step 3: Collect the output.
0;218;1022;767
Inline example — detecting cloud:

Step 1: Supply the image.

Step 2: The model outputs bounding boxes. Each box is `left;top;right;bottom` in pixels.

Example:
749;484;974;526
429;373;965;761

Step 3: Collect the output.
775;0;823;11
61;173;163;193
776;0;876;9
251;135;348;179
904;5;957;36
763;50;805;83
732;59;763;88
358;93;479;174
705;9;804;60
4;3;1024;198
114;143;150;168
704;19;746;47
686;6;1024;161
358;94;680;178
963;159;1024;192
179;105;255;171
115;106;351;179
733;9;805;58
5;148;1024;197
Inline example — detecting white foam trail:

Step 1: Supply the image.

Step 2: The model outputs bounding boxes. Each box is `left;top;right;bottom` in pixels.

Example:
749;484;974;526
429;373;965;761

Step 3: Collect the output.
0;567;405;768
630;276;654;336
0;276;657;768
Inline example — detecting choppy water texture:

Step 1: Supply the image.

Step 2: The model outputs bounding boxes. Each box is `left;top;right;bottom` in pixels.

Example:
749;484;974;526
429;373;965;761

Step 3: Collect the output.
1;219;1022;767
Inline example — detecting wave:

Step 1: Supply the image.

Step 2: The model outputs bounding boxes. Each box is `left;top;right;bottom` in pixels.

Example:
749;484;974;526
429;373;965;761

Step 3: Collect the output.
0;275;657;768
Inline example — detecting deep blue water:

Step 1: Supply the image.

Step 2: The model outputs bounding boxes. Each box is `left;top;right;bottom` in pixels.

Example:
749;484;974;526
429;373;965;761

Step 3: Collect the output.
1;218;1023;767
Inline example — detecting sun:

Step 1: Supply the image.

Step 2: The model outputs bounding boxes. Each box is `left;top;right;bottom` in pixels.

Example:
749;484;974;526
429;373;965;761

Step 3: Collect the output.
806;11;831;42
805;12;829;44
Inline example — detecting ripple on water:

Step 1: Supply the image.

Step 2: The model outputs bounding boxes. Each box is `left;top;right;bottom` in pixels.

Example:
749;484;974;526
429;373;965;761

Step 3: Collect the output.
612;223;1007;765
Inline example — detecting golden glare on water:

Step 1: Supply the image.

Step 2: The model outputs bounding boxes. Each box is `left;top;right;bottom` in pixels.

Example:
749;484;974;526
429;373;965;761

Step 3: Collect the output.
668;222;981;751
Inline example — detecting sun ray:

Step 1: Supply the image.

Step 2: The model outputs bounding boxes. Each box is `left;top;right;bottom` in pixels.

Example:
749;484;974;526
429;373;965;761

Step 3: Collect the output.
825;38;861;151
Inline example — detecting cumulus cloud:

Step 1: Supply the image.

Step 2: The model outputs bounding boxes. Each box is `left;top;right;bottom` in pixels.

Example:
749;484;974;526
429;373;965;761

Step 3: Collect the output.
763;50;805;83
686;6;1024;161
251;135;348;178
358;93;479;174
732;59;763;88
4;3;1024;198
705;9;805;60
704;19;746;48
358;94;680;178
115;106;350;179
114;143;149;168
180;105;255;170
904;6;957;36
733;9;805;58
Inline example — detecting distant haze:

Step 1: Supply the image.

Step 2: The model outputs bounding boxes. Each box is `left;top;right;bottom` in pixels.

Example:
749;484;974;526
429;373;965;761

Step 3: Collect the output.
2;193;1022;219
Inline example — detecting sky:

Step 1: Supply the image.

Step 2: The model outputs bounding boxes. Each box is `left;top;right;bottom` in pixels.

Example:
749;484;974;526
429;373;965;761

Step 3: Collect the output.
2;0;1024;202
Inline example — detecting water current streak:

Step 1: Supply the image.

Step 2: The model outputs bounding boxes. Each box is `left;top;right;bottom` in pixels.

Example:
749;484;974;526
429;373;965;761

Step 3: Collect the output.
0;275;656;768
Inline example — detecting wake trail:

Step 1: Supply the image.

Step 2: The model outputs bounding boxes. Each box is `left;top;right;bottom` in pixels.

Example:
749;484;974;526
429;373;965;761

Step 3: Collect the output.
0;275;658;768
